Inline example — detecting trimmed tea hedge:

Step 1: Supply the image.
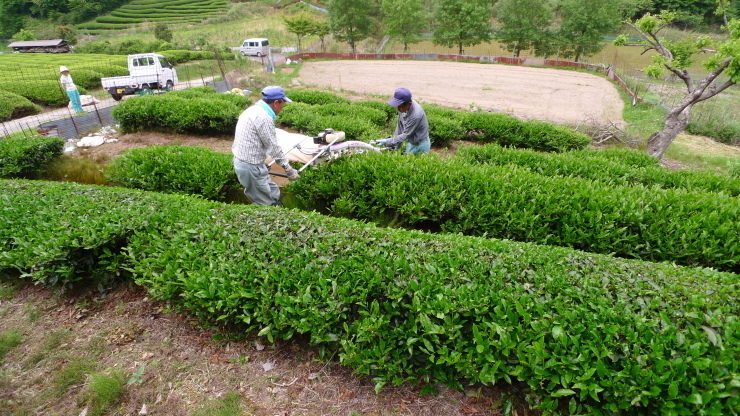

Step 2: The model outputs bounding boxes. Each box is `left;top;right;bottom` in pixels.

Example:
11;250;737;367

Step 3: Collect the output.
0;80;88;107
279;90;591;151
286;152;740;272
80;0;228;31
285;89;351;105
454;110;592;152
0;135;64;179
112;86;250;135
277;102;384;142
456;143;740;196
1;179;738;415
0;90;41;122
106;145;239;201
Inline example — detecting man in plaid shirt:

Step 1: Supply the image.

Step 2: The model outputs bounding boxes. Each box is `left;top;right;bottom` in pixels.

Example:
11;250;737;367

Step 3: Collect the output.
232;86;300;206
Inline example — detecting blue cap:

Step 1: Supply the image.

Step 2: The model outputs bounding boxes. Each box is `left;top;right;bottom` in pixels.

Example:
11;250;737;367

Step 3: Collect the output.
388;87;412;107
261;85;292;102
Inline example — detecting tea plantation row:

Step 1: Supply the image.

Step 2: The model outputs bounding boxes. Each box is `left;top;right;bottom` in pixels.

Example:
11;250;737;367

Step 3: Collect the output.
0;52;222;116
287;152;739;272
112;88;591;152
112;86;251;135
456;144;740;196
3;132;737;272
79;0;228;31
1;179;737;415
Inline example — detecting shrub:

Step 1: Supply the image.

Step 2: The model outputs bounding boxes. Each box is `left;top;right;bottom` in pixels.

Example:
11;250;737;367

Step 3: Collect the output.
158;49;194;64
278;103;383;141
456;143;740;196
3;179;738;415
0;135;64;179
313;103;388;127
426;114;466;147
353;100;397;123
458;111;524;143
457;111;591;151
582;147;661;168
521;120;591;152
106;145;239;201
285;89;351;105
112;90;249;135
286;152;740;272
68;69;105;90
0;80;88;107
0;90;41;122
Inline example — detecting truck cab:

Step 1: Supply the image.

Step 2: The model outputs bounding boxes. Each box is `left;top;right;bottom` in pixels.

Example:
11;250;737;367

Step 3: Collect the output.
101;53;178;100
239;38;269;57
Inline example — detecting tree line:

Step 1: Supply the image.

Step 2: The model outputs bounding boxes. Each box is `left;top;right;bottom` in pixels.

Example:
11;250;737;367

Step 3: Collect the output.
283;0;738;60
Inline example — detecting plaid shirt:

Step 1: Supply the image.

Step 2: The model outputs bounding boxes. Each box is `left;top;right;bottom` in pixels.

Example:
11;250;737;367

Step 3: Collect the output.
232;102;290;170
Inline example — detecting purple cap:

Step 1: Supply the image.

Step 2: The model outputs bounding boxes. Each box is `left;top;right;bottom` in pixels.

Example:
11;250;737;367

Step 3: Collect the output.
261;85;292;102
388;87;412;107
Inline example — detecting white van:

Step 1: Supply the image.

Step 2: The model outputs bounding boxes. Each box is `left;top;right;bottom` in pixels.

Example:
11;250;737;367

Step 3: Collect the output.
239;38;269;57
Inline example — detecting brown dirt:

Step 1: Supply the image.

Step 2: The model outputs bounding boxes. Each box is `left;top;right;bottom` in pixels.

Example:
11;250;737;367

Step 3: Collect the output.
71;131;234;163
296;60;625;126
0;281;517;416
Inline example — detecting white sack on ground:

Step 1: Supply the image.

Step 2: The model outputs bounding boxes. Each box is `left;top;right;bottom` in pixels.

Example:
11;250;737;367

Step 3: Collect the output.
274;128;317;164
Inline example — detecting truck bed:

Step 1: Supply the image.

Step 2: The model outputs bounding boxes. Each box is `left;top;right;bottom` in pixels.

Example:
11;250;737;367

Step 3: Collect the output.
101;74;164;89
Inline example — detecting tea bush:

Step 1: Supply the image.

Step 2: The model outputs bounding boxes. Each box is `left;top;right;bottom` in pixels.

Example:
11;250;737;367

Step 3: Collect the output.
582;147;661;168
0;80;88;107
277;102;383;142
455;111;591;152
158;50;230;63
286;152;740;272
0;90;40;122
68;69;106;90
313;103;388;127
277;91;590;151
106;145;239;201
285;89;351;105
2;179;738;415
0;135;64;179
354;100;397;123
426;114;466;147
456;143;740;196
112;88;249;135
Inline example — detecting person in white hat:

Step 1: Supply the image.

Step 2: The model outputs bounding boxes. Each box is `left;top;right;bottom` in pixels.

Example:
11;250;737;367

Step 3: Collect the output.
232;85;299;206
59;66;83;114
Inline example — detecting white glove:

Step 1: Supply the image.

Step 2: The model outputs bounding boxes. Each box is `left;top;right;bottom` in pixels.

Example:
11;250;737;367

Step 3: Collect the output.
285;166;300;181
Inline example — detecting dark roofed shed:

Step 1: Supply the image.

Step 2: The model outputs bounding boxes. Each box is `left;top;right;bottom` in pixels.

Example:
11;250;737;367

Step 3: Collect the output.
8;39;70;53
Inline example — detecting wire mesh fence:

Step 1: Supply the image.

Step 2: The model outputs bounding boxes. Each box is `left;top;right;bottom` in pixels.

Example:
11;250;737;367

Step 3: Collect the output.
0;58;234;141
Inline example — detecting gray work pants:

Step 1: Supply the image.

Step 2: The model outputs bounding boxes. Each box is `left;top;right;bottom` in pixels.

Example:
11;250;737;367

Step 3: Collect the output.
233;158;281;206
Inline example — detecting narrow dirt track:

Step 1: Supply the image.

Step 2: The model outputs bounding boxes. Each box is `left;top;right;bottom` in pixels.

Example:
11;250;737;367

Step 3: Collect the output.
297;60;625;126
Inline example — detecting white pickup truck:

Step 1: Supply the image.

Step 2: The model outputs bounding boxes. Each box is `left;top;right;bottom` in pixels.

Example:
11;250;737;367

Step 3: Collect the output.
101;53;178;101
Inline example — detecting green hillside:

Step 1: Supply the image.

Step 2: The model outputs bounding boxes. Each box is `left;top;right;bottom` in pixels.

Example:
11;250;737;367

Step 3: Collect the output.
76;0;229;33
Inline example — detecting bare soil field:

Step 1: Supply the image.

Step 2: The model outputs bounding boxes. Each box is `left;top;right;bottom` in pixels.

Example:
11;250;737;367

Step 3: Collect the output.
296;60;625;126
